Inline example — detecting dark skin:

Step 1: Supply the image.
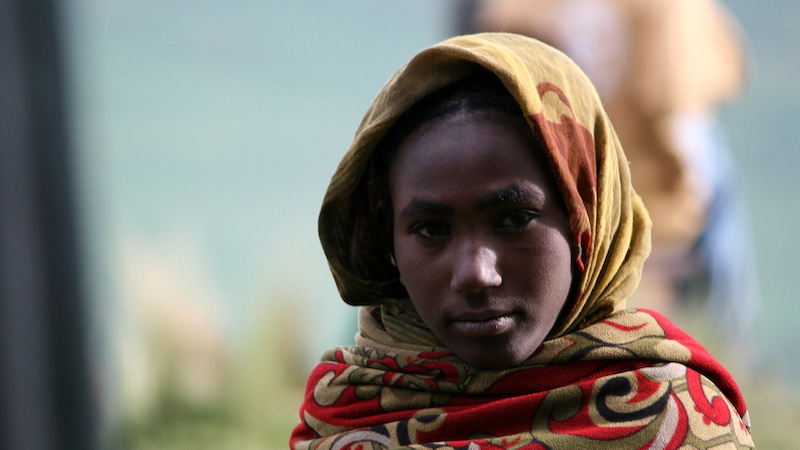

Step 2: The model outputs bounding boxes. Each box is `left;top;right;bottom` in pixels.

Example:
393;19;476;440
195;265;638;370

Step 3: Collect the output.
390;111;575;370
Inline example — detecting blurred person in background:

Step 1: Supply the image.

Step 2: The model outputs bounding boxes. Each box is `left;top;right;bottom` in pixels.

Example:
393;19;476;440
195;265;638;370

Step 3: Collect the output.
459;0;759;350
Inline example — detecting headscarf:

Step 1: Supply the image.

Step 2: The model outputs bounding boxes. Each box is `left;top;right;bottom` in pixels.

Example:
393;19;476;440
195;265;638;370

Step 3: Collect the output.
296;33;753;450
318;32;651;337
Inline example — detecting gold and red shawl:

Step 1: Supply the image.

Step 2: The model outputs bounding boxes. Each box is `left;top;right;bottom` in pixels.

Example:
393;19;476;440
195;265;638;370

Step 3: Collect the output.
291;308;753;449
296;33;754;449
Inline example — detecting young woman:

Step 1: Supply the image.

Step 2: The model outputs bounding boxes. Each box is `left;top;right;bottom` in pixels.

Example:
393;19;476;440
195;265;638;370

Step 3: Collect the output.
291;33;754;449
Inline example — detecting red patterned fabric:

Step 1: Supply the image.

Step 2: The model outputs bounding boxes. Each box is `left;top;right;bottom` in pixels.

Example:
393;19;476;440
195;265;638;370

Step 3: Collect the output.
291;309;753;449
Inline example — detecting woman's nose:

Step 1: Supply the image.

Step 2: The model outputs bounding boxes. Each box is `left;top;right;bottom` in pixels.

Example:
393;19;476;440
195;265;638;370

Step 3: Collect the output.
450;244;502;293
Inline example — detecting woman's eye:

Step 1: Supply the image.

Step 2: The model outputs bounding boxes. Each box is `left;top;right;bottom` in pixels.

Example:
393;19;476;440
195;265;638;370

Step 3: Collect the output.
499;210;536;230
412;222;450;239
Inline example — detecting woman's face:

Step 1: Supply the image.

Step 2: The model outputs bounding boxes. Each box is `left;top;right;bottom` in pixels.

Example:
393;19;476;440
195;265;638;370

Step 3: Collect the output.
390;112;574;369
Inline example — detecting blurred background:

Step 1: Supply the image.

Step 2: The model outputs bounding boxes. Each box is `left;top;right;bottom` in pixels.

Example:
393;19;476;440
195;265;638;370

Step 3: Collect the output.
1;1;798;449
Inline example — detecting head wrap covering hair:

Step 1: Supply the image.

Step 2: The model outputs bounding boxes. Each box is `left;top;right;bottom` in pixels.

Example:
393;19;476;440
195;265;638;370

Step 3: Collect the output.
295;33;753;450
319;32;651;337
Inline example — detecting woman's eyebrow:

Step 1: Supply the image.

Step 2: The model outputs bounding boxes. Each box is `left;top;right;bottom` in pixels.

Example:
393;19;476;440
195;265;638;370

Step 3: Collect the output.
477;184;544;210
398;199;453;218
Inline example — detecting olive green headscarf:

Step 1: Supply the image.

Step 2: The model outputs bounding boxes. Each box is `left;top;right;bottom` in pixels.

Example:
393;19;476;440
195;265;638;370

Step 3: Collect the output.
318;32;651;338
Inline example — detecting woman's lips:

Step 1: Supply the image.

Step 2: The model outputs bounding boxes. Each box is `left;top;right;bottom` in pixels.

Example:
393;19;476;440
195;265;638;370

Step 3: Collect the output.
451;314;514;337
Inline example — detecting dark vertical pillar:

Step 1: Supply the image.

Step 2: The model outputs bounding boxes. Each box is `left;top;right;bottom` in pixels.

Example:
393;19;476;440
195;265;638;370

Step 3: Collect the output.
0;0;96;449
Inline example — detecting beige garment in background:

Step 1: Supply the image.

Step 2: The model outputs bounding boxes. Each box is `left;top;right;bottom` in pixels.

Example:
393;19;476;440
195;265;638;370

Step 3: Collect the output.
472;0;747;253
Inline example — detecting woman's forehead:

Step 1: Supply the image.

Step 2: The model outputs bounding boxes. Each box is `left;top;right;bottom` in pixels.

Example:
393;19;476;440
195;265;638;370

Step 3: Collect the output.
389;113;560;207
